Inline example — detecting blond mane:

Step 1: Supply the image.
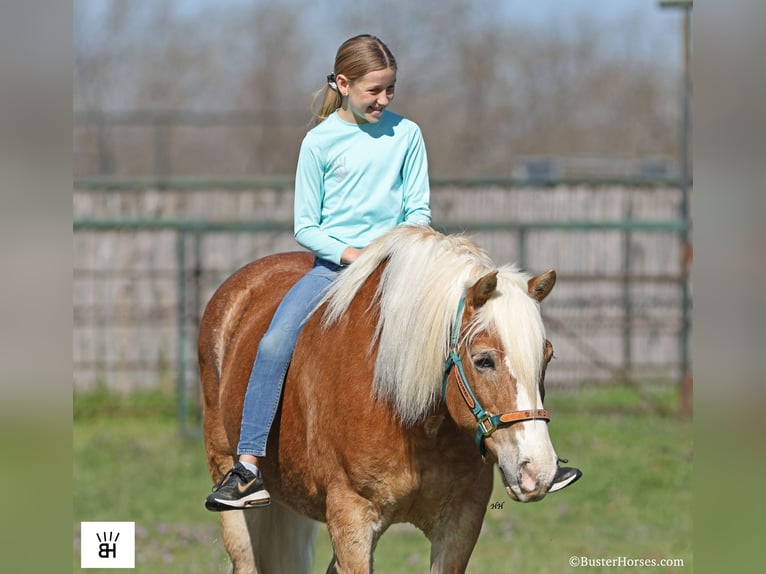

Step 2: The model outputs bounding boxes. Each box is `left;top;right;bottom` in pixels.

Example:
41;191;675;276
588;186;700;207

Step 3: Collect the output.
318;225;545;424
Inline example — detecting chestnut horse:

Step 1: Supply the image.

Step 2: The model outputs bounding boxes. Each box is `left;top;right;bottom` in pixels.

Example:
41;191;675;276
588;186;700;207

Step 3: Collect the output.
200;226;562;573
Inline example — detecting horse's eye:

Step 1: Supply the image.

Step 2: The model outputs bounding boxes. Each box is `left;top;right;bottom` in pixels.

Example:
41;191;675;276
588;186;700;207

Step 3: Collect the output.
473;353;495;370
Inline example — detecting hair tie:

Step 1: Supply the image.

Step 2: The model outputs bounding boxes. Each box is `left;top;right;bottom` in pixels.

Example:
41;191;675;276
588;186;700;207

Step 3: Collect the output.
326;73;338;91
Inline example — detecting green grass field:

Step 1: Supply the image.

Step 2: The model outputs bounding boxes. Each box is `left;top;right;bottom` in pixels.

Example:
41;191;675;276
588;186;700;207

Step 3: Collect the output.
73;386;692;573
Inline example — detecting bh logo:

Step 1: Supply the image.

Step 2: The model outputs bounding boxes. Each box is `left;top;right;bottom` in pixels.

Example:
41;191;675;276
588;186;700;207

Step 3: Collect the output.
97;530;119;558
81;522;135;568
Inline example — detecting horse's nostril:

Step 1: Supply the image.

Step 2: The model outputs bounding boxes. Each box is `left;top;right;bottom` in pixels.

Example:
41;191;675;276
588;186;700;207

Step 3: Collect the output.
519;461;537;492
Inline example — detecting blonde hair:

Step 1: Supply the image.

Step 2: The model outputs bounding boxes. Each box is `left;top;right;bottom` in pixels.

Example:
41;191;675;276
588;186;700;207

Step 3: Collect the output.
317;226;546;425
310;34;397;126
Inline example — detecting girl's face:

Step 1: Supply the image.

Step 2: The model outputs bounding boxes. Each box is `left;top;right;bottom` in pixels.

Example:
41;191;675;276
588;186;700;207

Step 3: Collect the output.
337;67;396;124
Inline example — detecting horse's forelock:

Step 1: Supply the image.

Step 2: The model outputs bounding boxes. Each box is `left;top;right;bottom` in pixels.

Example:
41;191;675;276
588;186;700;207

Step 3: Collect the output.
470;269;546;402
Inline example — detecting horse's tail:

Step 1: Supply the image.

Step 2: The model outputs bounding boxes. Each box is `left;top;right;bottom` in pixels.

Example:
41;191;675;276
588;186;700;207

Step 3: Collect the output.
219;504;317;574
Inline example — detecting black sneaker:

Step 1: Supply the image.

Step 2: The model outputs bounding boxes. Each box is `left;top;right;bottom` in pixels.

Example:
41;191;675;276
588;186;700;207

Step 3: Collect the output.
205;462;271;511
549;465;582;493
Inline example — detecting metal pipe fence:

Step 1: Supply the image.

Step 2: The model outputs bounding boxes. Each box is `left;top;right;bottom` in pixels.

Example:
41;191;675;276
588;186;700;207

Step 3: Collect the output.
73;179;691;432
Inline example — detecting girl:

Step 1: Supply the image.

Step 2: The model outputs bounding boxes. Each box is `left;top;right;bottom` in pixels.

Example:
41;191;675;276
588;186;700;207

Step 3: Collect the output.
206;34;431;511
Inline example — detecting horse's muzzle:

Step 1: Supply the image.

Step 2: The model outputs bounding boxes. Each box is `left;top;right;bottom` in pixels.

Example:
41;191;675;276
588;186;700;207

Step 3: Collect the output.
499;462;552;503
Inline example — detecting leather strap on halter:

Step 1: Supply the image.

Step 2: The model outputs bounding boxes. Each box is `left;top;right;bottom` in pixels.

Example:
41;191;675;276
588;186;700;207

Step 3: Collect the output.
442;296;550;457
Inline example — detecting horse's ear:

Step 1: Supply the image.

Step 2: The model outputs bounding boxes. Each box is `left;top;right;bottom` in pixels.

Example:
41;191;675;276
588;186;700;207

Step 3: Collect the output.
467;271;498;312
528;270;556;302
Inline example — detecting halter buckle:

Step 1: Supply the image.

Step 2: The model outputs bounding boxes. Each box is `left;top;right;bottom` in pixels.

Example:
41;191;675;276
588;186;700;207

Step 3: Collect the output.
478;415;496;437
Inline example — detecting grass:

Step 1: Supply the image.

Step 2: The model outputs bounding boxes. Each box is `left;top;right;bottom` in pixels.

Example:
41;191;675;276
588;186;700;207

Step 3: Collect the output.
73;386;692;573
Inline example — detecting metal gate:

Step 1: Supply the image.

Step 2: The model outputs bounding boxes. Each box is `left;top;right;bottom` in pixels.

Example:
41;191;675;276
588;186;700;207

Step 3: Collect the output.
73;178;691;433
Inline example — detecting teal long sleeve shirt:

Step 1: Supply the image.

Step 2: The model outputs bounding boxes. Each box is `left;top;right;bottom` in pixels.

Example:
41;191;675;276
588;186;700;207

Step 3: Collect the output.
294;110;431;265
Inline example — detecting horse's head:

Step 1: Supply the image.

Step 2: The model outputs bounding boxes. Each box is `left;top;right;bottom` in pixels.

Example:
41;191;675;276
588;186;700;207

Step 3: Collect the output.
443;269;559;502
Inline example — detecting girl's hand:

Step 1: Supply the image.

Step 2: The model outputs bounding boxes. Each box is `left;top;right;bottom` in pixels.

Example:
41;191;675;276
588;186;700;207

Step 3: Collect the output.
340;246;365;265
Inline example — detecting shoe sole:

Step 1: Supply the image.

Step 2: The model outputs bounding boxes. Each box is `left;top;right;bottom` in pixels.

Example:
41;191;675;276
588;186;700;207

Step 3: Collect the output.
548;469;582;493
205;491;271;512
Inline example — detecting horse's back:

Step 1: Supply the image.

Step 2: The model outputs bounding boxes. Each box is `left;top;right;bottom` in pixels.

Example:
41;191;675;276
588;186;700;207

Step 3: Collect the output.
199;251;314;479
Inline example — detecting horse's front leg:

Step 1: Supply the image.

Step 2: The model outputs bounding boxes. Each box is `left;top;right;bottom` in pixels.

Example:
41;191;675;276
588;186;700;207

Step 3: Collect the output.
423;470;493;573
426;499;488;574
325;488;384;574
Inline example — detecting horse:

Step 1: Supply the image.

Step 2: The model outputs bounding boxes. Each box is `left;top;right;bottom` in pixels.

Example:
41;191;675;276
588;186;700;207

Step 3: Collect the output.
200;225;562;573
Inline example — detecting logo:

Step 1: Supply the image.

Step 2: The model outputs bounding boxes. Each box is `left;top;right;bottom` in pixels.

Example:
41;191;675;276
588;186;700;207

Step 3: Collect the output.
81;522;135;568
330;157;348;180
237;478;258;494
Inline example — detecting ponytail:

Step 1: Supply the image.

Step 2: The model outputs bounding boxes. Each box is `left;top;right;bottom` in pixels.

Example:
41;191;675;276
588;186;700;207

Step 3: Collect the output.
309;83;342;127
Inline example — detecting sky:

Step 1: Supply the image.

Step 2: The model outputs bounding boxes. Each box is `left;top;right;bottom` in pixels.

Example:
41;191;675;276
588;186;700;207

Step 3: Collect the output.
75;0;686;70
74;0;688;112
501;0;685;67
438;1;679;65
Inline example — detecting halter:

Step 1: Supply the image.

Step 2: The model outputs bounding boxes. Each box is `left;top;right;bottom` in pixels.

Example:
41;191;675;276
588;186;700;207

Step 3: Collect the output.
441;296;550;457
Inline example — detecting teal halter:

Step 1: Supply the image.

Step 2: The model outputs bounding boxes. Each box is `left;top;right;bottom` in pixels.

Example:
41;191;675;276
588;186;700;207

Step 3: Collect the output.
441;296;550;457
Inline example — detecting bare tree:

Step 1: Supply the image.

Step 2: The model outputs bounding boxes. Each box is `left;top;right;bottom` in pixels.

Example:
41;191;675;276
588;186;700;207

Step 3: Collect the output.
73;0;679;178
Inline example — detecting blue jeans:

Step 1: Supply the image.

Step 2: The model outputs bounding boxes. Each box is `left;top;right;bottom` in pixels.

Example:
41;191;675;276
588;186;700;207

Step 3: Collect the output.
237;257;341;457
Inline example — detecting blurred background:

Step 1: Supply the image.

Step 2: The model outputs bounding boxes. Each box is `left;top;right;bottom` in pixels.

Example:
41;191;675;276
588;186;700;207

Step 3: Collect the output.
72;1;694;572
74;0;683;179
